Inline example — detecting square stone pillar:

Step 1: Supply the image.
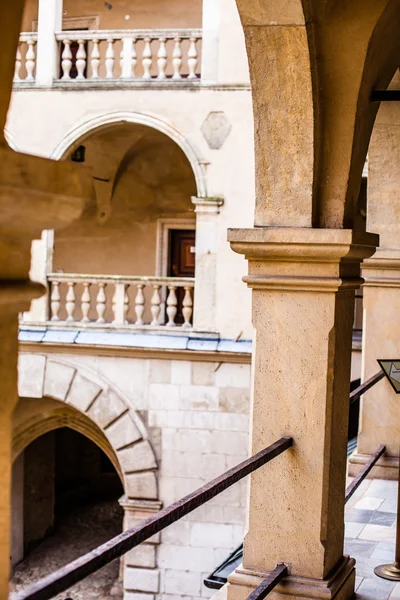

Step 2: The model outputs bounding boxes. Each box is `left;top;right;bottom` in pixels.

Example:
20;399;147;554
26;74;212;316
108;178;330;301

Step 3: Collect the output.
348;95;400;480
119;497;162;600
348;256;400;479
36;0;63;85
192;197;223;331
225;228;378;600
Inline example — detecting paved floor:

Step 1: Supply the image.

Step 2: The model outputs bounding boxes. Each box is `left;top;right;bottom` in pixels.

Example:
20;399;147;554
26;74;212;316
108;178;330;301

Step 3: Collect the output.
10;500;123;600
345;477;400;600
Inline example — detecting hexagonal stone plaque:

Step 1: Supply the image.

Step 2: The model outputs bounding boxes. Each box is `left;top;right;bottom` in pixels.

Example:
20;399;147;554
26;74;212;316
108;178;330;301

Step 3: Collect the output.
201;111;232;150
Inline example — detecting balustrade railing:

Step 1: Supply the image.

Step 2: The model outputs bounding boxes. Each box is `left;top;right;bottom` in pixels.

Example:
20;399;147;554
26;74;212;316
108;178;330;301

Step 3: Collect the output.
47;273;194;329
14;33;38;82
55;29;202;81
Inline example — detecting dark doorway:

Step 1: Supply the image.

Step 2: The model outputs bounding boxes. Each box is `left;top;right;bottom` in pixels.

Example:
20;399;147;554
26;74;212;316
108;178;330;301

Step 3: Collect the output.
168;229;195;324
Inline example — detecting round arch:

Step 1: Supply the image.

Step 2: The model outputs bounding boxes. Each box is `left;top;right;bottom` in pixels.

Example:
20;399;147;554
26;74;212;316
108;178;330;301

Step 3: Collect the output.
17;353;159;501
50;110;208;198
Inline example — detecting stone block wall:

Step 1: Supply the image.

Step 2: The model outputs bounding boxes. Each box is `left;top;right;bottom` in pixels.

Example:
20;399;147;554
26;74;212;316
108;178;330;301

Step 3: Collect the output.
27;352;251;600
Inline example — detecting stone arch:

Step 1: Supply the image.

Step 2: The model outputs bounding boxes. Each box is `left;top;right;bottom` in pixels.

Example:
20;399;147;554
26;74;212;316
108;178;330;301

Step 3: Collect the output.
4;127;18;151
50;110;208;198
17;353;158;501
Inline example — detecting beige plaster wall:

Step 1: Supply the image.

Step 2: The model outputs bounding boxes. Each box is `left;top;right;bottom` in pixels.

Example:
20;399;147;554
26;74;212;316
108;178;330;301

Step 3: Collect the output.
21;0;201;31
54;123;195;277
8;88;255;338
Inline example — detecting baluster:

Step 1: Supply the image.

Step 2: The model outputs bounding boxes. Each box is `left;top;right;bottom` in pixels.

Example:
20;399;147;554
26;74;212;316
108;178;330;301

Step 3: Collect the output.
142;37;152;79
14;43;22;82
157;38;167;79
76;39;87;80
134;284;145;325
187;37;198;79
25;39;36;82
124;285;130;323
61;39;73;80
81;283;91;323
182;286;193;327
65;282;76;322
150;284;161;325
112;282;127;324
50;281;60;321
96;283;106;323
121;36;137;79
172;38;182;80
105;37;115;78
166;286;178;326
90;39;100;79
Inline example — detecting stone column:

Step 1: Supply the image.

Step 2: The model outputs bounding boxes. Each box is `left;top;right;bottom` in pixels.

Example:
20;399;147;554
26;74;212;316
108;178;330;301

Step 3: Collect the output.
119;497;162;600
349;90;400;480
36;0;63;85
192;197;223;331
225;228;377;600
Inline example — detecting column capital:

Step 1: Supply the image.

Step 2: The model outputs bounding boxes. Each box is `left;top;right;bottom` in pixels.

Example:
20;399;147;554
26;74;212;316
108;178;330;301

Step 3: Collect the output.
191;196;224;215
228;227;378;292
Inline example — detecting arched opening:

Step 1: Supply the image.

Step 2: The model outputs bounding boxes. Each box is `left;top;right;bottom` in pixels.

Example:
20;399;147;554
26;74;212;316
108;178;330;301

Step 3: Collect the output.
10;402;124;598
50;120;198;326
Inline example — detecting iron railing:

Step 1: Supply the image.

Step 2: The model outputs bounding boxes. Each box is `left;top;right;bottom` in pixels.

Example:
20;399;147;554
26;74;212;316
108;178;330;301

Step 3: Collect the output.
14;437;293;600
13;368;387;600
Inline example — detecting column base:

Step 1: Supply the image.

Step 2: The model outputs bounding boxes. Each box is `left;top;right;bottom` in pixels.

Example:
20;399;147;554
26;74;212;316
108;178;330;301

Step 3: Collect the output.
226;556;355;600
348;453;399;480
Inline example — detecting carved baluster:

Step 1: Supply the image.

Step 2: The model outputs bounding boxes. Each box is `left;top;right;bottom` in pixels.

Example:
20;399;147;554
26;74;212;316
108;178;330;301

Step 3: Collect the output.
157;38;167;79
50;281;61;321
112;283;127;324
14;43;22;82
121;36;136;79
166;286;178;326
187;37;198;79
90;39;100;79
25;39;36;81
142;37;152;79
105;37;115;78
96;283;106;323
81;282;91;322
65;282;76;322
76;39;87;79
172;38;182;80
124;285;130;323
132;39;137;78
150;284;161;325
134;284;145;325
61;39;73;80
182;286;193;327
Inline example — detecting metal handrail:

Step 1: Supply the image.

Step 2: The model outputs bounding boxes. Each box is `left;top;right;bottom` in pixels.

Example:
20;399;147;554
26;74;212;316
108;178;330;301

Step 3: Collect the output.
13;437;293;600
345;444;386;503
246;564;288;600
349;370;384;404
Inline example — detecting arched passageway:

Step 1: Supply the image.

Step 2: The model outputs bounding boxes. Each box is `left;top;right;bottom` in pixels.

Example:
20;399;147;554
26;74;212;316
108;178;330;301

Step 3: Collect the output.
10;424;124;599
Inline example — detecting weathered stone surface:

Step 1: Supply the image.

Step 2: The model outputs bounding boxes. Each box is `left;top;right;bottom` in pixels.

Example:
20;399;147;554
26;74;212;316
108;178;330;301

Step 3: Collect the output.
43;360;76;401
105;412;142;451
18;353;46;398
124;544;156;568
66;372;102;412
125;472;158;500
201;112;232;150
117;441;157;473
124;566;159;593
87;389;127;429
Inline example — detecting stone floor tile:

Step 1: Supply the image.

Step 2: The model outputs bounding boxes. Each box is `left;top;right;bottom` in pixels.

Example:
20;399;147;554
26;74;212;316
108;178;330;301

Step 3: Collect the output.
370;512;397;527
355;576;364;591
345;509;374;524
358;524;396;542
345;521;366;538
377;541;397;552
378;500;399;514
371;548;397;561
345;539;377;558
389;582;400;599
357;577;395;600
355;497;385;511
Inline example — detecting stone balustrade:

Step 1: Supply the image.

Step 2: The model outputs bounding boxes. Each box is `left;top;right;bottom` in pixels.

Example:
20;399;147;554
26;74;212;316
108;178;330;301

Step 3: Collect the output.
14;33;38;82
46;273;194;329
